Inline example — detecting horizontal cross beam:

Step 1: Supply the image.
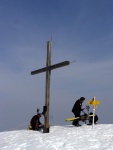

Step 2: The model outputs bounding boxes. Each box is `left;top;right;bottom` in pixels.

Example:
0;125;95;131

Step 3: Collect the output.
31;60;70;75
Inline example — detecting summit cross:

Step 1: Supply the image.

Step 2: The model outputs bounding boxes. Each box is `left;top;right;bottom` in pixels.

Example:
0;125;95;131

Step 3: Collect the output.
31;41;70;133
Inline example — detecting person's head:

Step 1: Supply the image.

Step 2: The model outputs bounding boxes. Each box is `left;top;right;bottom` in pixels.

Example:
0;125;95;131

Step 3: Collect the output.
80;97;85;102
37;113;42;117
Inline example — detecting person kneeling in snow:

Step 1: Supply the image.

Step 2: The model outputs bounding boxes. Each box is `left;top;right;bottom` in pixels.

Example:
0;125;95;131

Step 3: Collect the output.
30;112;43;131
88;112;99;125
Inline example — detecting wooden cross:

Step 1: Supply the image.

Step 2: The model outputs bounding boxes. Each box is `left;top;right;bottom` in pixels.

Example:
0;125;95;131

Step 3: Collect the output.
31;41;70;133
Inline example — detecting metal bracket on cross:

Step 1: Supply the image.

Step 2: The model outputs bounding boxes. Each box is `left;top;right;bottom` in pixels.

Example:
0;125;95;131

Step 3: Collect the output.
87;96;100;129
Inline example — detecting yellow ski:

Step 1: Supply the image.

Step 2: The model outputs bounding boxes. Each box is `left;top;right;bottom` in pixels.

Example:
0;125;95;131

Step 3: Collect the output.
65;114;95;122
65;117;80;122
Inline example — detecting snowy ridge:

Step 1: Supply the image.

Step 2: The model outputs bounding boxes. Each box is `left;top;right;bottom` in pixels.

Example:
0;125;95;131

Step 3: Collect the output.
0;124;113;150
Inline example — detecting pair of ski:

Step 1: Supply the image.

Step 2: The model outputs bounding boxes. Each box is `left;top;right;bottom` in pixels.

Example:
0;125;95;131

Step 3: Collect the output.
65;114;95;122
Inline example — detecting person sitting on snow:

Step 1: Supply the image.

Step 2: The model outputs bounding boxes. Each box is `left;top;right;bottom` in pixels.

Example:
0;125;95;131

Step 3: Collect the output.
30;109;43;131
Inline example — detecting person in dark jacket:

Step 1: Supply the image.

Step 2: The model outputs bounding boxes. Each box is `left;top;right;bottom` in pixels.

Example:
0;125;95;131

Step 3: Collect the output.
72;97;85;126
88;112;99;125
30;113;43;130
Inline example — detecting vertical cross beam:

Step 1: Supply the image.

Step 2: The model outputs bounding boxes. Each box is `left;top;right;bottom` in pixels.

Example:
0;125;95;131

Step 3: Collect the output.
44;41;51;133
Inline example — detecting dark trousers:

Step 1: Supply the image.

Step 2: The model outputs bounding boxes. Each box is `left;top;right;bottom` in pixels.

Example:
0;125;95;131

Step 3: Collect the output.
74;112;80;125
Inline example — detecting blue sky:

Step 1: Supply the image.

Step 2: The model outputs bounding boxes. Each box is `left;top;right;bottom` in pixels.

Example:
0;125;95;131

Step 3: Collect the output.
0;0;113;131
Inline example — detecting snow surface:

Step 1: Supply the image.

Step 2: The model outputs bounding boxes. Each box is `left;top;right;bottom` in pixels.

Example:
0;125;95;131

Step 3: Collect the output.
0;124;113;150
